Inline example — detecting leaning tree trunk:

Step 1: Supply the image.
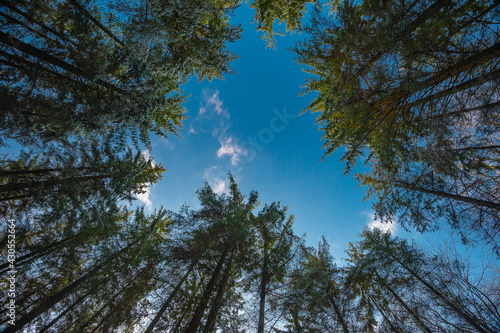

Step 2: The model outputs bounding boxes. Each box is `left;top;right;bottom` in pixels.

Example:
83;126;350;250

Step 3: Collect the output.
202;252;234;333
144;260;197;333
184;246;230;333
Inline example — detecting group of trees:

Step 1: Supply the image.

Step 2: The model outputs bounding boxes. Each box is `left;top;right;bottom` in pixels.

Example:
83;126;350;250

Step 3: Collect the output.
1;175;498;332
0;0;242;146
294;0;500;253
1;0;499;331
0;0;243;256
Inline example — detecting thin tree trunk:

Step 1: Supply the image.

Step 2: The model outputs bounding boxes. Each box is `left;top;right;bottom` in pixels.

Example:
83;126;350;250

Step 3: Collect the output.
455;145;500;151
37;262;128;333
328;289;350;333
171;281;204;332
0;0;78;47
338;0;448;93
448;1;500;37
184;247;230;333
411;42;500;95
0;174;114;194
2;239;137;333
373;42;500;111
427;100;500;120
390;254;495;333
38;280;102;333
0;166;98;177
0;236;76;274
407;68;500;109
144;260;197;333
0;12;67;50
202;252;234;333
67;0;125;47
367;293;399;332
0;31;94;80
393;180;500;211
0;32;127;95
375;273;432;333
257;241;269;333
78;276;137;332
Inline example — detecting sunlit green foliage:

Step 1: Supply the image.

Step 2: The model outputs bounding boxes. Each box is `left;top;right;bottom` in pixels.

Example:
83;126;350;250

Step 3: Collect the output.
295;0;500;252
0;0;241;146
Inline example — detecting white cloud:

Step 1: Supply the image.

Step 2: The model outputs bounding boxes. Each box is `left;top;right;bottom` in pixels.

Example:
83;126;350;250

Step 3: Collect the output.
188;124;196;134
136;187;152;210
206;90;228;117
212;178;227;194
198;89;229;119
363;211;398;234
141;150;154;165
203;166;228;195
136;150;154;209
191;89;230;137
216;137;247;166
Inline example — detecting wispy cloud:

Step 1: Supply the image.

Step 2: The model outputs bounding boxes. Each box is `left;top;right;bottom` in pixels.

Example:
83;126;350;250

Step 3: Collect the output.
190;89;230;136
160;138;175;150
363;211;398;234
217;137;248;166
203;166;228;194
201;89;229;118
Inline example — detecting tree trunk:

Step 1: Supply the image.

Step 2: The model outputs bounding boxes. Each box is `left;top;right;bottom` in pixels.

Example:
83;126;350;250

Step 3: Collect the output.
78;276;137;332
0;174;111;194
184;246;230;333
0;31;94;80
394;180;500;211
0;0;78;47
368;293;399;333
0;32;126;94
427;100;500;120
144;260;197;333
67;0;125;47
328;289;350;333
390;254;495;333
339;0;448;93
257;241;269;333
202;252;234;333
0;235;76;274
407;68;500;109
38;280;102;333
0;166;98;177
375;272;432;333
2;239;137;333
410;42;500;95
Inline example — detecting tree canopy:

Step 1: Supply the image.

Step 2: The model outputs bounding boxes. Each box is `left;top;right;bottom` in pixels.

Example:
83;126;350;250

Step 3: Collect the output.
1;0;500;332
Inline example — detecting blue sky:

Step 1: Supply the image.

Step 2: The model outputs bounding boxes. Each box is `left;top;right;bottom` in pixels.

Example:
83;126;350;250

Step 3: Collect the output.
139;3;405;262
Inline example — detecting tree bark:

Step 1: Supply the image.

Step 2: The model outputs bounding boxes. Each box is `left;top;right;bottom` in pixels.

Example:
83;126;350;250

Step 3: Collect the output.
257;241;269;333
202;252;234;333
184;246;230;333
393;180;500;211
